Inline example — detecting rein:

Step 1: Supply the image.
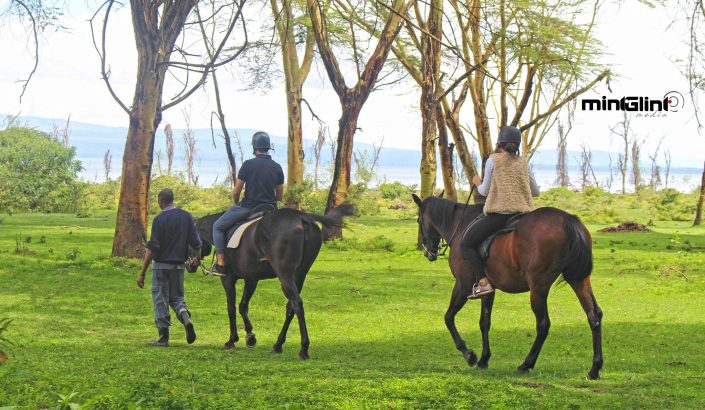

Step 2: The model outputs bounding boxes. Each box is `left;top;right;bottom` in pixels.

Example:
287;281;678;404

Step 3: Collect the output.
437;185;475;256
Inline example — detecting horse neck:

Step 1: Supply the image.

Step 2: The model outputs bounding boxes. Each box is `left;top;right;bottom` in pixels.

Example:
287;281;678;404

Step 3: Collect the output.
196;212;223;244
432;202;481;241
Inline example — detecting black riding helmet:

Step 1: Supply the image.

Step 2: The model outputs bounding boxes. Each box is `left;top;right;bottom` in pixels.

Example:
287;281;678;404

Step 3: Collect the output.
252;131;272;154
498;126;522;145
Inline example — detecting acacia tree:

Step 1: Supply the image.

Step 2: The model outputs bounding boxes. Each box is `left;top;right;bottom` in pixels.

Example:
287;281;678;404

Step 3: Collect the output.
270;0;316;209
91;0;247;257
307;0;412;224
437;0;609;192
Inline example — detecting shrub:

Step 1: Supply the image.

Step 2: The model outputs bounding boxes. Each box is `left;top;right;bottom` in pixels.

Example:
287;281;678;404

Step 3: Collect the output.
0;126;83;213
379;181;411;200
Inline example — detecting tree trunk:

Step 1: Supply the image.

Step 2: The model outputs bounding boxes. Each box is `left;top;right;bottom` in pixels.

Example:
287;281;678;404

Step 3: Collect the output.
419;70;437;199
442;97;478;184
285;86;305;209
694;161;705;226
437;105;456;200
112;0;194;257
113;98;160;258
326;100;360;212
273;0;314;209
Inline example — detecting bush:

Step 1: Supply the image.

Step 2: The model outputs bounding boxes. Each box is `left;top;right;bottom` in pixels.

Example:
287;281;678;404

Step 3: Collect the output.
379;181;412;200
0;126;83;213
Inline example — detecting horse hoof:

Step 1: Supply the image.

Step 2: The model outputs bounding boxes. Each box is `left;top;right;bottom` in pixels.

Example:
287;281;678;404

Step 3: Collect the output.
299;351;309;360
517;364;531;373
477;360;489;369
246;333;257;348
587;371;600;380
272;344;283;354
224;341;235;349
464;350;478;366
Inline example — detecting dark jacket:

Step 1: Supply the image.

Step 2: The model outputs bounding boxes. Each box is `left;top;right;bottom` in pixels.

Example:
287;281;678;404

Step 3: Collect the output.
147;206;202;264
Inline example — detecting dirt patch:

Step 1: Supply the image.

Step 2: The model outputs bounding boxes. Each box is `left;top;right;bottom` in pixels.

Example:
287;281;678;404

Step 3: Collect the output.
598;222;650;233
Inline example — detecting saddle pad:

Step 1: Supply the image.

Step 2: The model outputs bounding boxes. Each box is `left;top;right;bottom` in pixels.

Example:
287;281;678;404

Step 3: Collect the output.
226;217;262;249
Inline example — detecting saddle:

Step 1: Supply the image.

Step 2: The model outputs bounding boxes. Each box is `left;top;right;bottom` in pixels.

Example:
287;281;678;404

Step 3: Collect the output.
225;203;276;249
478;213;526;260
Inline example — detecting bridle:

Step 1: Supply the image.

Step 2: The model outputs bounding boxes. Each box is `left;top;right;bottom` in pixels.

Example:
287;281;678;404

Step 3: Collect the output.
418;186;475;258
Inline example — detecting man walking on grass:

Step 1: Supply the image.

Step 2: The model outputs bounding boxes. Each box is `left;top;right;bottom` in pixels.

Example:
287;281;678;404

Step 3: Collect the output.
137;188;202;347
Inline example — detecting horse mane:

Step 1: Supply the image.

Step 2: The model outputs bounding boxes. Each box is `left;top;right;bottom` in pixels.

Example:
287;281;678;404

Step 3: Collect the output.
425;196;483;236
194;211;225;244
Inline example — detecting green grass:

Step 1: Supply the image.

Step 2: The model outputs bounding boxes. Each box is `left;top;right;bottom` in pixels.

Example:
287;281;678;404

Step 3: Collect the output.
1;211;705;409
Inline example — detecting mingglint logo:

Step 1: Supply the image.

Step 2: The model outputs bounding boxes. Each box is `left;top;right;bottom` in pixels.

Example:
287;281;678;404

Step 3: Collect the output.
581;91;685;115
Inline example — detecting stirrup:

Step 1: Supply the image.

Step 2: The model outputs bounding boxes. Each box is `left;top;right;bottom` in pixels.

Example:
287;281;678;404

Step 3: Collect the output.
468;282;494;300
203;263;227;277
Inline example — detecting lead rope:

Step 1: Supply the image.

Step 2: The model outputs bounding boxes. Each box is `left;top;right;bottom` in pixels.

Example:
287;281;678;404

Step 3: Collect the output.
438;185;476;256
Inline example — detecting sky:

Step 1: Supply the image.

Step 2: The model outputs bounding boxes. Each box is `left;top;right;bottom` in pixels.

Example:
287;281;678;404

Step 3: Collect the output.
0;0;703;168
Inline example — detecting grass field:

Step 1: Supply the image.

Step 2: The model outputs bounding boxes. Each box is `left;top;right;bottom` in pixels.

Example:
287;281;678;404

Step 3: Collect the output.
1;210;704;409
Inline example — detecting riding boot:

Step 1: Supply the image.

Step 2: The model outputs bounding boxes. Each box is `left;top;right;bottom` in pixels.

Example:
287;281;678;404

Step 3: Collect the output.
147;327;169;347
178;309;196;344
466;251;495;300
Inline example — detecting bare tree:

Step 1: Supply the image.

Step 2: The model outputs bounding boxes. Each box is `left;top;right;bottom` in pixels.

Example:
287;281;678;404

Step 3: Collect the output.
103;148;112;181
604;155;614;192
231;130;245;168
610;112;632;193
631;138;643;191
52;114;70;148
312;125;327;189
554;100;575;187
577;144;598;190
695;161;705;225
664;150;672;189
353;137;384;186
649;137;664;189
164;123;175;176
182;109;198;186
555;121;570;188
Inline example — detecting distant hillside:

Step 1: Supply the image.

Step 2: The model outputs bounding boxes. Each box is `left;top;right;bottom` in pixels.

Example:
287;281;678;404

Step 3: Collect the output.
9;115;703;190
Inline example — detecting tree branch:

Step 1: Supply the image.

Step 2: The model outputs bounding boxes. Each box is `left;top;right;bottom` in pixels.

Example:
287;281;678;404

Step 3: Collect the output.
519;69;610;132
89;0;130;115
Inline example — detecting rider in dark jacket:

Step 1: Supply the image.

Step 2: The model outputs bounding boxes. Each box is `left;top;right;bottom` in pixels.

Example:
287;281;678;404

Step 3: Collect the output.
209;131;284;274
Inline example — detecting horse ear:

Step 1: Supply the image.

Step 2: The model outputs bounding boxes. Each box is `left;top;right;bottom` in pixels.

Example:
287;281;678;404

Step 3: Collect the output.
438;190;445;198
411;194;423;207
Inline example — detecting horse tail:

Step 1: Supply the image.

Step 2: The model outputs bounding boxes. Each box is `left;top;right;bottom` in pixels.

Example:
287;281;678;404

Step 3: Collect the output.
560;213;593;284
304;203;355;239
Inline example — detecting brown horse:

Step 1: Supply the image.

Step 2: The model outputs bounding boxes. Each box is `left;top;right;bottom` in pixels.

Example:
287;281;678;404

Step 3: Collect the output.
190;204;353;359
412;194;603;379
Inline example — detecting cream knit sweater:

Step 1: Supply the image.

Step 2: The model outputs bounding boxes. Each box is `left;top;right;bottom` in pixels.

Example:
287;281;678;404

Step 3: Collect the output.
483;152;534;214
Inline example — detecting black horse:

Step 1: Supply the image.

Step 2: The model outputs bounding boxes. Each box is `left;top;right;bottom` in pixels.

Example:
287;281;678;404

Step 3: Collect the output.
189;204;353;359
413;194;603;379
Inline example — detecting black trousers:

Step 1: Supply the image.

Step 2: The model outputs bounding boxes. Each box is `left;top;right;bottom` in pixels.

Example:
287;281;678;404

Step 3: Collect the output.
459;213;517;283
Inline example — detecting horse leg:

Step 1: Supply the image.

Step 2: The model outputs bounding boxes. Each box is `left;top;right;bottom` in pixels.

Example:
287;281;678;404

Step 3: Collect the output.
570;278;604;380
477;292;496;369
272;277;307;357
239;279;259;348
444;282;477;366
293;271;310;359
518;287;550;373
220;275;239;349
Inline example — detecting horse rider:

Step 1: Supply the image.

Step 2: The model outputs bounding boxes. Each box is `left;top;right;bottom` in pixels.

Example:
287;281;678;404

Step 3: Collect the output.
460;126;540;299
137;188;202;346
209;131;285;275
